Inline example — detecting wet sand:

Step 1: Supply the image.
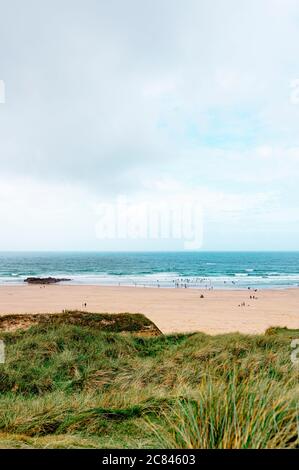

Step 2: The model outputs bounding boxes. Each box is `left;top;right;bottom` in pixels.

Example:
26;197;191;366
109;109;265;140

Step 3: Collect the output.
0;285;298;335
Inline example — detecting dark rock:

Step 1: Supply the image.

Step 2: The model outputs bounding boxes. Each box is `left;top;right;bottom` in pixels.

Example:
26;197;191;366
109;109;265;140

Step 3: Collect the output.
24;277;71;285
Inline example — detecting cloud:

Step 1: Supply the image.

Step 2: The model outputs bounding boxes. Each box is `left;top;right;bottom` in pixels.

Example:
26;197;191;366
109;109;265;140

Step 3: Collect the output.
0;0;299;249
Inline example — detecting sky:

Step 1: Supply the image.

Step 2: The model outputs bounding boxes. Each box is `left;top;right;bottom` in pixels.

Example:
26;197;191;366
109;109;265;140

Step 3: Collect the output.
0;0;299;251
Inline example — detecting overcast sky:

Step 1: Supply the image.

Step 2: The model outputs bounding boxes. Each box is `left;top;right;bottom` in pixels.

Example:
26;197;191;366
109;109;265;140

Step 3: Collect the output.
0;0;299;250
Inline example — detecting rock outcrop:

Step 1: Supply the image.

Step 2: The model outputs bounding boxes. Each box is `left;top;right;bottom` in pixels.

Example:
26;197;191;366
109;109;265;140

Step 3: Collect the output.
24;277;71;284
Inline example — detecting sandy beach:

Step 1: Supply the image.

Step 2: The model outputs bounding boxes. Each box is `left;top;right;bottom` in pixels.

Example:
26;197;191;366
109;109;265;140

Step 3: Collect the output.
0;285;298;335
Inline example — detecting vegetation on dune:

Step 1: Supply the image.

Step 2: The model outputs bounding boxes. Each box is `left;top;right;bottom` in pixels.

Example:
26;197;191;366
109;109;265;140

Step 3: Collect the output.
0;311;162;336
0;313;298;448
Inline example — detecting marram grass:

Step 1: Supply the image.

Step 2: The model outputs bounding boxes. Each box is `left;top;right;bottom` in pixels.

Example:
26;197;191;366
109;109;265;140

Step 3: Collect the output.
145;374;299;448
0;316;298;448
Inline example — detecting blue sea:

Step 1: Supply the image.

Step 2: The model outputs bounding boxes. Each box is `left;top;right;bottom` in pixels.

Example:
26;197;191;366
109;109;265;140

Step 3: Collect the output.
0;251;299;289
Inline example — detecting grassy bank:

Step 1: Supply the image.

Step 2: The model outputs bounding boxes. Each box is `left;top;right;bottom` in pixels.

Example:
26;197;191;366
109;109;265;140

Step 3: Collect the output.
0;313;298;448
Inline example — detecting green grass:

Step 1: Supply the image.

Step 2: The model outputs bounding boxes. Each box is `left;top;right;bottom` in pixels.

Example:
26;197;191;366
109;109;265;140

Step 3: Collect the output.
0;315;298;448
0;311;162;335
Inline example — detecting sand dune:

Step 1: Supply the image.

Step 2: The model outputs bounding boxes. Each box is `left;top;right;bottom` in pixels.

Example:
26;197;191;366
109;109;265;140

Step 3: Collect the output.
0;285;298;335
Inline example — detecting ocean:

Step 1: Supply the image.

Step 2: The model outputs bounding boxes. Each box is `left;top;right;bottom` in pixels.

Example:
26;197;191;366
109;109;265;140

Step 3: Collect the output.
0;251;298;289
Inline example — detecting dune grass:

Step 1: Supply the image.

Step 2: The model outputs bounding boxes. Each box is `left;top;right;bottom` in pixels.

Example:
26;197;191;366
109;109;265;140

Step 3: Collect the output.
0;318;298;448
